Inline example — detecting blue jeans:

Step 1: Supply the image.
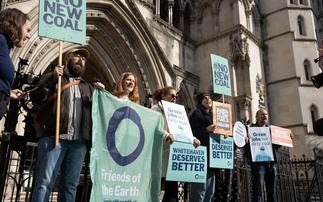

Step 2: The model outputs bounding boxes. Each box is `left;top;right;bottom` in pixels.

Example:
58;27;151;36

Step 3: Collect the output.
251;163;277;202
190;169;216;202
32;137;86;202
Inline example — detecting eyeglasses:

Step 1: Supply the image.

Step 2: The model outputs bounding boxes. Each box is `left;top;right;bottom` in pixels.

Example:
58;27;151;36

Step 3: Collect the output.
73;54;87;61
168;94;178;99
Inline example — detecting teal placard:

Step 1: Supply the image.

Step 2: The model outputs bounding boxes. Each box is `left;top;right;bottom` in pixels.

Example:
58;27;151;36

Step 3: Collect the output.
209;133;234;169
39;0;86;44
166;142;207;183
210;54;232;96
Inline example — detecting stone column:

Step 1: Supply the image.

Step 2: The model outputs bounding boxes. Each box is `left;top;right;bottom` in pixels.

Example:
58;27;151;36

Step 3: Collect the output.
155;0;160;17
168;0;174;25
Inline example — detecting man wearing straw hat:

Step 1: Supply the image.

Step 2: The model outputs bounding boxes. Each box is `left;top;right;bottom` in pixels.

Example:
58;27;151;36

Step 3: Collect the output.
30;47;104;202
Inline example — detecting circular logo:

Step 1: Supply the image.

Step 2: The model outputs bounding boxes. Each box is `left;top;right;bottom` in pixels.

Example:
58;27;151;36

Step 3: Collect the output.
106;106;145;166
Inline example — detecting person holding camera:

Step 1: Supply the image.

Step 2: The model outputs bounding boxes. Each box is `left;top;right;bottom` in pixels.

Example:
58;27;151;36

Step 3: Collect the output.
0;8;31;120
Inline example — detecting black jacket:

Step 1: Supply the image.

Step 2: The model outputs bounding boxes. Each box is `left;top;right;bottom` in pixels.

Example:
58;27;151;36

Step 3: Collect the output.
30;70;94;141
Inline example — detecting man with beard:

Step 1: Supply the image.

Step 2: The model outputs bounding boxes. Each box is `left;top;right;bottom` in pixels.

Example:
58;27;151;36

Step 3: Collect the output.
30;48;104;202
246;108;293;202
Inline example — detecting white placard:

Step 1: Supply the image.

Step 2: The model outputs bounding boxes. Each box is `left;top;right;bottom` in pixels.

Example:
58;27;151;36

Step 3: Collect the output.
248;127;274;162
233;121;247;147
161;100;194;144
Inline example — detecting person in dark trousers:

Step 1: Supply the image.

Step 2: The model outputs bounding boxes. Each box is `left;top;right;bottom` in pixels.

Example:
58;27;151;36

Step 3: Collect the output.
189;93;216;202
30;48;104;202
246;108;293;202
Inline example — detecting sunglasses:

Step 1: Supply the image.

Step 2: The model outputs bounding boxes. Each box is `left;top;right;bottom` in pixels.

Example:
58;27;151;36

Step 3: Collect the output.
168;94;178;99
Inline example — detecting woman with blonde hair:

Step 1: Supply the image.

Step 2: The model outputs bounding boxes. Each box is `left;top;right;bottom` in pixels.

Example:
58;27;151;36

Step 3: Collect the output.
113;72;139;104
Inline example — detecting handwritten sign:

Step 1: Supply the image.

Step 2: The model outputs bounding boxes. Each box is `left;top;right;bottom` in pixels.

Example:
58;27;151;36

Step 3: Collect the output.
209;133;234;169
39;0;86;44
161;100;194;144
211;54;231;96
249;127;274;162
166;142;207;183
213;101;232;136
271;125;293;147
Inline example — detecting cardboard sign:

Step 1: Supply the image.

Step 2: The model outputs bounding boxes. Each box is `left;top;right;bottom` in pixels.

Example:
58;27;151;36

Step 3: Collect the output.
233;121;247;147
166;142;207;183
211;54;231;96
39;0;86;44
161;100;194;144
271;125;293;147
249;127;274;162
209;133;234;169
212;101;232;136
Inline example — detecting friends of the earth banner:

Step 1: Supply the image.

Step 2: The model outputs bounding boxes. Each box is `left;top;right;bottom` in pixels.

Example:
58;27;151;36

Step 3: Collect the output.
90;89;164;202
39;0;86;44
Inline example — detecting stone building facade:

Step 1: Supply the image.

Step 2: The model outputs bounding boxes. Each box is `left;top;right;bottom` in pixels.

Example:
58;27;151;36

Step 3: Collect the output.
2;0;323;157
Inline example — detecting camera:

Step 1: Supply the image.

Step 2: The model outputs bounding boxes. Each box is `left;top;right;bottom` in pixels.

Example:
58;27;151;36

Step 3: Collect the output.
311;73;323;88
312;55;323;88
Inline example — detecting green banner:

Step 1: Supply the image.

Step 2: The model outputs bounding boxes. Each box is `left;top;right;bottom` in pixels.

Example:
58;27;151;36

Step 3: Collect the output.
90;89;164;202
38;0;86;44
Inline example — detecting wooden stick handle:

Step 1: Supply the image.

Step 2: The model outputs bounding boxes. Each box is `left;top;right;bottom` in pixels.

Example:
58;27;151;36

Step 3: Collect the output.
55;41;63;146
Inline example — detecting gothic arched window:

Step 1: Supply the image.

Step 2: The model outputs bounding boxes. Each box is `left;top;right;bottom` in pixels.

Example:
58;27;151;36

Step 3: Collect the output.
298;16;306;36
304;60;311;80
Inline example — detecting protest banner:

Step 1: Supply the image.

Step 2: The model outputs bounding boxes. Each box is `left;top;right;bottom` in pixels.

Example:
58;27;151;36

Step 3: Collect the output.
161;100;194;144
39;0;86;44
209;133;234;169
166;142;207;183
213;101;232;136
249;127;274;162
210;54;231;96
233;121;247;147
90;89;164;202
271;125;293;147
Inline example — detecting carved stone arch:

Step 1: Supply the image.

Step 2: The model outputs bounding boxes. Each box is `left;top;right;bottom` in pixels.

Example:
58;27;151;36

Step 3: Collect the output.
240;0;251;11
177;82;196;117
214;0;222;11
11;1;177;105
171;65;199;115
194;0;213;19
250;4;260;23
0;0;6;10
183;0;194;13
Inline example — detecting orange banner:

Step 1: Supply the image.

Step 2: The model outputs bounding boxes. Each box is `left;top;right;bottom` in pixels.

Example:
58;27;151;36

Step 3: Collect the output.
212;101;232;136
270;125;293;147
